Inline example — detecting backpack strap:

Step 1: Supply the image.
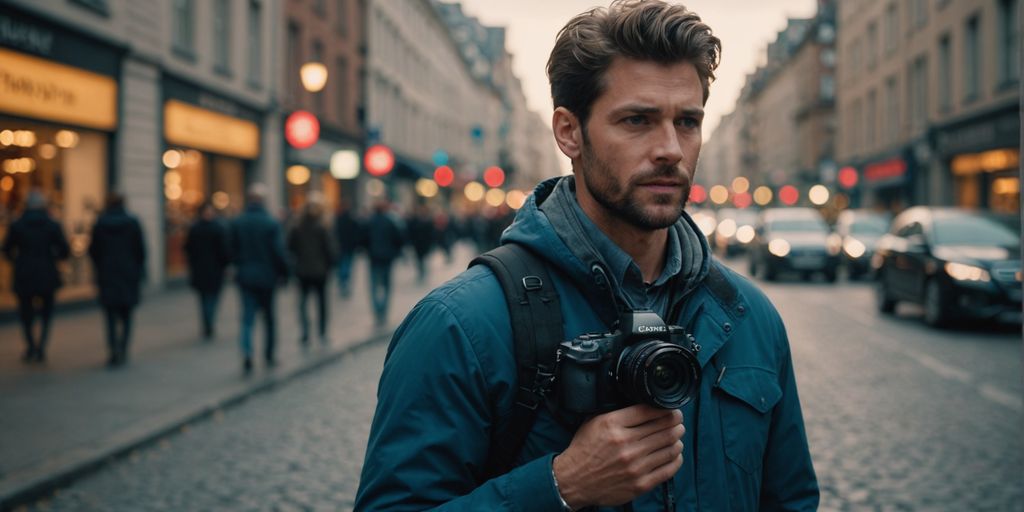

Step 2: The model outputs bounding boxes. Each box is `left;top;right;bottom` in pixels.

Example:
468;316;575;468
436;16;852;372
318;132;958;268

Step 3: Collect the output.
470;243;564;478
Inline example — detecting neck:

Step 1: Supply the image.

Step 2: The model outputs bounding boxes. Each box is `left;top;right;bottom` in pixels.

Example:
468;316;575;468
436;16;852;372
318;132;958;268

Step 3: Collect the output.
577;195;669;284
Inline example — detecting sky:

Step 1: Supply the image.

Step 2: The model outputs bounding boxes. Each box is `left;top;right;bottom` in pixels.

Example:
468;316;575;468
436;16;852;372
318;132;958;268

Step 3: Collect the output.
455;0;818;142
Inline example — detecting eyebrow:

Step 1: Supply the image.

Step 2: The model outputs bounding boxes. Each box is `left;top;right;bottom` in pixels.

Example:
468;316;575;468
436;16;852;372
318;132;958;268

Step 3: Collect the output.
609;104;705;118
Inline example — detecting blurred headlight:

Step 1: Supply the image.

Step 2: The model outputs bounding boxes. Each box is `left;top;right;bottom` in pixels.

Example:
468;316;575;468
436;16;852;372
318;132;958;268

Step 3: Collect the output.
717;219;737;238
696;217;717;237
944;262;990;282
736;225;755;244
826;233;842;256
843;238;867;258
768;239;791;257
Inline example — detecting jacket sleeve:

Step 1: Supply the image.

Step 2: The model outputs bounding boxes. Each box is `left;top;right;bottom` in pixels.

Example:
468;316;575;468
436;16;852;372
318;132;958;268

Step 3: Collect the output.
355;298;569;512
759;328;819;511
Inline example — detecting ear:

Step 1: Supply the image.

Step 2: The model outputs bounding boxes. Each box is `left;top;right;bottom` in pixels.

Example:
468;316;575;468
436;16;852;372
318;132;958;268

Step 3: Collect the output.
552;107;583;160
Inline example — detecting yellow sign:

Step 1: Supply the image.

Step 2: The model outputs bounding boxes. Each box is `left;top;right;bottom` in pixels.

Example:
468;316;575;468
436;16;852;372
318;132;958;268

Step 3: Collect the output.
0;47;118;130
164;100;260;159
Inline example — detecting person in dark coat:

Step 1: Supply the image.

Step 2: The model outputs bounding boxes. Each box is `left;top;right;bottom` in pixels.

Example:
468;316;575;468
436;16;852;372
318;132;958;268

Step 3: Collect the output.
184;201;231;340
230;183;289;374
405;203;436;285
333;200;363;298
2;191;70;363
364;199;405;327
88;193;146;367
287;196;337;345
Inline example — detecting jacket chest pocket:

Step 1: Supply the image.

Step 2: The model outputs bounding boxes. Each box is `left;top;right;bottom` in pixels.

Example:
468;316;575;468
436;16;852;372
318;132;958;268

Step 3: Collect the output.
715;366;782;475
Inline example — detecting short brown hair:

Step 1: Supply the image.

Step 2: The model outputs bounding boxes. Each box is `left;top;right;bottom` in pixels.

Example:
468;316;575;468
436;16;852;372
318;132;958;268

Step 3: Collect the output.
547;0;721;127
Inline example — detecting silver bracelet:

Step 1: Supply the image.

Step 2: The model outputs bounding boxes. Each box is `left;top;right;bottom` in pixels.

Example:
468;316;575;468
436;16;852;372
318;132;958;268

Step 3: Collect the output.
551;461;574;512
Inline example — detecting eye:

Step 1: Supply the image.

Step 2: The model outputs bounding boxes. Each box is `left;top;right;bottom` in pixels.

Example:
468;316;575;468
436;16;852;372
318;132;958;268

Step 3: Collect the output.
676;117;700;129
623;115;648;126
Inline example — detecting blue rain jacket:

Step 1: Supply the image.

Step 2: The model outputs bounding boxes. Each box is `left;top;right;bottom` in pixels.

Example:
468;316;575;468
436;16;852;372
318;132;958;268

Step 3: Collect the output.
356;178;818;511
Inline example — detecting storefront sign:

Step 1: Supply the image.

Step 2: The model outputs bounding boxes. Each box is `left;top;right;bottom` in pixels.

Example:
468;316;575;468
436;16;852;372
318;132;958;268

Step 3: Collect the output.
935;106;1020;157
864;158;907;183
0;47;117;130
164;99;260;159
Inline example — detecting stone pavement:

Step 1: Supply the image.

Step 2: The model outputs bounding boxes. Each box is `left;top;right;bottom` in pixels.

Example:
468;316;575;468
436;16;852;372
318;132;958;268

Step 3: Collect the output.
0;245;475;509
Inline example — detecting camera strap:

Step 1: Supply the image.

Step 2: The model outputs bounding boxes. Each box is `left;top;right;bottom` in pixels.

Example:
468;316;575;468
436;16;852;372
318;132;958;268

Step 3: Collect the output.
471;243;565;479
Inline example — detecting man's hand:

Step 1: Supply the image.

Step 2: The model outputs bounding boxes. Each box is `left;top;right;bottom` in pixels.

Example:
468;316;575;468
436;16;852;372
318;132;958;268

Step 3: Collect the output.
553;405;684;509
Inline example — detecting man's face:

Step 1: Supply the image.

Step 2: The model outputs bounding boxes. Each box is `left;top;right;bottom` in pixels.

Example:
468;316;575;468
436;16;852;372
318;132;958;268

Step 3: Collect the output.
575;58;704;231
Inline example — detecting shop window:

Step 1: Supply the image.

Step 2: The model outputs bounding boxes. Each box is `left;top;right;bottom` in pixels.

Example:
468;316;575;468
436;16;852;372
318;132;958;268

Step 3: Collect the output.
998;0;1020;87
0;119;107;309
172;0;195;57
247;0;263;87
163;149;247;279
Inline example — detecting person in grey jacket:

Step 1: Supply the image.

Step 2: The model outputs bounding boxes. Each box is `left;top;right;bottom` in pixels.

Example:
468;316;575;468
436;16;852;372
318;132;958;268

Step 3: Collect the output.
287;195;337;345
89;193;146;367
230;184;289;374
2;191;70;363
355;2;817;510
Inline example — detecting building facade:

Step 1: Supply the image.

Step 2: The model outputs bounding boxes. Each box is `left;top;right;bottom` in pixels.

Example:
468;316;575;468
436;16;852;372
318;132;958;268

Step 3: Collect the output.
280;0;366;213
836;0;1020;213
0;0;280;312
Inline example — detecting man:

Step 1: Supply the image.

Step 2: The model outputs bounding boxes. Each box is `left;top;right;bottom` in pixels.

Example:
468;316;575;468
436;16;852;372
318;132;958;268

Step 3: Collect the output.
333;199;363;298
230;184;289;374
363;198;405;327
184;201;231;340
2;191;70;363
89;193;146;367
288;195;337;345
405;202;436;285
356;1;818;510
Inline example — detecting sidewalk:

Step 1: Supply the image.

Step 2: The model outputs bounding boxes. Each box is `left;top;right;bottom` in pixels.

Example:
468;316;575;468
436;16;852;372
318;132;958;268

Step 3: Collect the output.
0;244;476;509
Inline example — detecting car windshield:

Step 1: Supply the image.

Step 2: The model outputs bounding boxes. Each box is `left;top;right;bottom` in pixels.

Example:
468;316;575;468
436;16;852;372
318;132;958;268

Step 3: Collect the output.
769;219;827;233
932;215;1020;247
850;217;888;235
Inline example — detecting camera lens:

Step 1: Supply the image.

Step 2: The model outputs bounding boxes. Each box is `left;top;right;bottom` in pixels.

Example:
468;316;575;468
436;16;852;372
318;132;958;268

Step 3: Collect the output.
616;340;700;409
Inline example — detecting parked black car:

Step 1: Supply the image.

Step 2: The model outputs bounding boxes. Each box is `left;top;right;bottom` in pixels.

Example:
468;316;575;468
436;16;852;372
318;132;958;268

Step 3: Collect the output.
873;207;1022;327
834;209;890;279
748;207;840;282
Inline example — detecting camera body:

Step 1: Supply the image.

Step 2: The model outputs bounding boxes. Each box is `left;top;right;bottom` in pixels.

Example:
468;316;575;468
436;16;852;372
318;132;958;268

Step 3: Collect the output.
556;310;701;416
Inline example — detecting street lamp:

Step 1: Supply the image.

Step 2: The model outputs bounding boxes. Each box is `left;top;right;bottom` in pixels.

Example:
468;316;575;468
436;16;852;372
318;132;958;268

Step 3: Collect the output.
300;62;328;92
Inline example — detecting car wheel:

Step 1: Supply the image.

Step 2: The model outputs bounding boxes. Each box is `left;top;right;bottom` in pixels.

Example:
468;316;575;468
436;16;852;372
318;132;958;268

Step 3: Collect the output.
875;273;896;313
924;279;950;327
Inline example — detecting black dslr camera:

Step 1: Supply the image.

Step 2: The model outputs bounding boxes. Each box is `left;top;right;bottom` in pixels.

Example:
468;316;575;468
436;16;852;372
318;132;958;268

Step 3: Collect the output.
556;310;701;415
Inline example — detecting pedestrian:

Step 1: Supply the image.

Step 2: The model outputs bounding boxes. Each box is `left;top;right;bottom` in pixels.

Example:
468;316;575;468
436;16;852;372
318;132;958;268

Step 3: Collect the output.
287;194;337;346
405;202;435;285
433;208;456;264
332;199;363;298
230;184;289;374
355;2;818;510
184;201;231;341
364;198;404;327
2;191;70;363
88;192;146;368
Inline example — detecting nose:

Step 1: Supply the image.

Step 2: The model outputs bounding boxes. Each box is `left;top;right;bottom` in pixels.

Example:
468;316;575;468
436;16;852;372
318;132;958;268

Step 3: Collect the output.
652;121;683;166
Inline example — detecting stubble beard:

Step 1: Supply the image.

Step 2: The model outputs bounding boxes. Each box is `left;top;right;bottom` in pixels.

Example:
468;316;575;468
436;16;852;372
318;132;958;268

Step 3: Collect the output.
580;141;689;231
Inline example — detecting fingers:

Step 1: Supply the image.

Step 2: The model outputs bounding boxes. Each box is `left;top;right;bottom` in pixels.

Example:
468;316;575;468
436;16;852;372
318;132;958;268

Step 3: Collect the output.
634;410;684;441
636;450;683;493
614;404;680;428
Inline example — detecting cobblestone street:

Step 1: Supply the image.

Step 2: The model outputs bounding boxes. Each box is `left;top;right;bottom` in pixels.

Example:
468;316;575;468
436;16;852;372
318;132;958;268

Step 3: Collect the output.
25;260;1022;511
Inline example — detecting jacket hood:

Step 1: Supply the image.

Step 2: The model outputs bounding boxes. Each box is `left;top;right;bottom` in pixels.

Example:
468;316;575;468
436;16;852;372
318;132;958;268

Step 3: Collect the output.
502;176;711;322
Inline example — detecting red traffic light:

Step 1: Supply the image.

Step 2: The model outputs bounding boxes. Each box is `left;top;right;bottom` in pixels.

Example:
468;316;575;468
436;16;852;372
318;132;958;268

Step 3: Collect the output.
285;110;320;149
483;166;505;188
779;185;799;206
364;144;395;177
434;165;454;187
838;167;859;189
689;184;707;204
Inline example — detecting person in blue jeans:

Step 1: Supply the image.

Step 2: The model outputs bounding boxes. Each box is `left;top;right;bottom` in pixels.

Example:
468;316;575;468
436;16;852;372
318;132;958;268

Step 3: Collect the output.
364;199;404;327
230;184;289;374
184;201;231;341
